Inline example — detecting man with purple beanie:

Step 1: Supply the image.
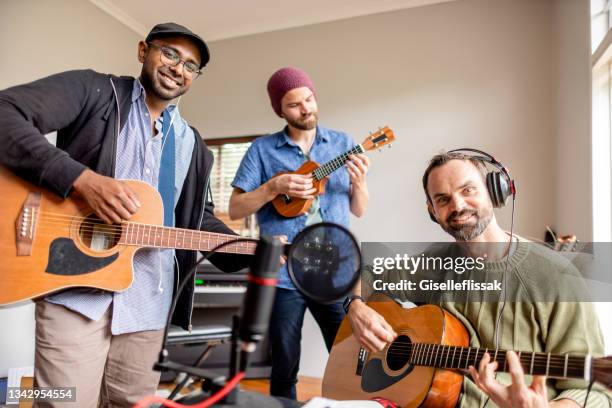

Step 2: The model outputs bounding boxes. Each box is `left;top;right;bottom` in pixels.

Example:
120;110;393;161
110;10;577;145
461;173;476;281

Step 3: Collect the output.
229;67;370;399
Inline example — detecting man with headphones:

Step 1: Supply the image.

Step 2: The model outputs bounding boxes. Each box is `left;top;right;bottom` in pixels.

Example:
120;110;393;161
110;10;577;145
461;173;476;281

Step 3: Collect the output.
345;150;610;407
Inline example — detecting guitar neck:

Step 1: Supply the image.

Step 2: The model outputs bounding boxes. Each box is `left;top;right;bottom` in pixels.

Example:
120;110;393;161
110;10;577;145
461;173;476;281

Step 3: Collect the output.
313;145;365;181
409;343;591;381
118;222;257;254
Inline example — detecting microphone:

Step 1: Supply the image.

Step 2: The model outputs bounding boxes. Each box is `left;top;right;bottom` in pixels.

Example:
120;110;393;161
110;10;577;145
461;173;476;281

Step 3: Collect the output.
238;235;284;350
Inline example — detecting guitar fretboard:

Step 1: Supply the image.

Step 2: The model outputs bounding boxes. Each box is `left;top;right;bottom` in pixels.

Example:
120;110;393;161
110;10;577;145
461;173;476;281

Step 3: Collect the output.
312;145;365;181
118;222;257;254
404;343;590;381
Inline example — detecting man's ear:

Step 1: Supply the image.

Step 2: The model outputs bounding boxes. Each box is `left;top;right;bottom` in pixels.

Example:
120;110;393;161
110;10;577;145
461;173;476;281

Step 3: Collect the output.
137;41;147;63
427;201;439;224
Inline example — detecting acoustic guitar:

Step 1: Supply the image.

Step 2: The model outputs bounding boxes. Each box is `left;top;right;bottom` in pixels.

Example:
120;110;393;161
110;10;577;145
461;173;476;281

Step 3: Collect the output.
322;295;612;407
0;166;264;306
271;127;395;217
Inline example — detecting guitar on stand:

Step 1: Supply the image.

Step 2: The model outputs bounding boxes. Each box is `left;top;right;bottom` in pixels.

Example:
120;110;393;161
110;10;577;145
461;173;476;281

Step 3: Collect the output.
322;295;612;408
272;126;396;217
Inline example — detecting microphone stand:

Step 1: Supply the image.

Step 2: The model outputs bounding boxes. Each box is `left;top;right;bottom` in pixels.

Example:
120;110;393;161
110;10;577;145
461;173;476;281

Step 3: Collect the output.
154;236;300;407
156;313;296;407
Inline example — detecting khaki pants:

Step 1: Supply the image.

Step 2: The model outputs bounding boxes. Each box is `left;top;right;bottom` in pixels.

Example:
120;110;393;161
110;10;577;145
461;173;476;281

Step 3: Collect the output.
33;301;164;408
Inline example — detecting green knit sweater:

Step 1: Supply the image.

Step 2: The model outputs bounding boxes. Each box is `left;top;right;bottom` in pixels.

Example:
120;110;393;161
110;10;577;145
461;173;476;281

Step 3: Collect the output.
369;240;611;407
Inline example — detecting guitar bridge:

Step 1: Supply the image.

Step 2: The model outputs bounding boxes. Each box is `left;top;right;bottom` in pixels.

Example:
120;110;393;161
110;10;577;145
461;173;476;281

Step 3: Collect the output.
15;192;41;256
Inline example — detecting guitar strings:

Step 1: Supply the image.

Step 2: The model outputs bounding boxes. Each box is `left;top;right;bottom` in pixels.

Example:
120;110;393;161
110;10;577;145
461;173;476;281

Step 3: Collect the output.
380;344;591;370
383;342;589;362
384;349;586;367
24;214;256;251
30;212;251;240
29;225;255;247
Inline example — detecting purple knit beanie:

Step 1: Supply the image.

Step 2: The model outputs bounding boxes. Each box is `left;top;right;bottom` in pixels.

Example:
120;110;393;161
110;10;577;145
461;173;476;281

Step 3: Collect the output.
267;67;316;117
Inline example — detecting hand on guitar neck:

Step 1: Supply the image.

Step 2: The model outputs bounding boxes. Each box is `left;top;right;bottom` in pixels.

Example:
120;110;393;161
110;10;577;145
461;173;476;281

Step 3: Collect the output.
345;154;370;218
469;352;581;408
73;169;141;224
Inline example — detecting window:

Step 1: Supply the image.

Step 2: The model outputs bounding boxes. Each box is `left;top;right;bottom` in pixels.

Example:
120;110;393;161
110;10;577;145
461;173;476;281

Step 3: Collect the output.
592;0;612;52
591;0;612;355
207;136;260;236
592;0;612;241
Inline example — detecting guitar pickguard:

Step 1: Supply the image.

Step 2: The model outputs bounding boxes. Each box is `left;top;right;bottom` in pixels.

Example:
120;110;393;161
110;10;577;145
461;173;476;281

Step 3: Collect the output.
361;357;413;393
45;237;118;276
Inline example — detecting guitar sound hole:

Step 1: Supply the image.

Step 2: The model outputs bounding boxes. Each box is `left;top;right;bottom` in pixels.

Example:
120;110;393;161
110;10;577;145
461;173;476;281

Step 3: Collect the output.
386;335;412;371
78;214;121;251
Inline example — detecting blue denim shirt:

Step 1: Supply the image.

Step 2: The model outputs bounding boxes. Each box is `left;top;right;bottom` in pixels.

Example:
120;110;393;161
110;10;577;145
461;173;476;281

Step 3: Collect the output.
232;126;354;289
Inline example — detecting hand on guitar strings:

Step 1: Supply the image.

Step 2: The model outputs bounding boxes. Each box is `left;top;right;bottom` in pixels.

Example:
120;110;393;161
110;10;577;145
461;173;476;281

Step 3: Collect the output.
346;153;370;190
469;351;553;408
347;301;397;353
268;173;316;199
72;169;141;224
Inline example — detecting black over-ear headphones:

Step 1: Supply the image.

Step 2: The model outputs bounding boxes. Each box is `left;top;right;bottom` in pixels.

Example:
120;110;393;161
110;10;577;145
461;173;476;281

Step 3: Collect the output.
427;148;516;223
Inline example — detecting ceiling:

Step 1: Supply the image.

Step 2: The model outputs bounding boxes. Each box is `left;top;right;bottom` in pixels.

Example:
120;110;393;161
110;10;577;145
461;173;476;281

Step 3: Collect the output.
89;0;456;42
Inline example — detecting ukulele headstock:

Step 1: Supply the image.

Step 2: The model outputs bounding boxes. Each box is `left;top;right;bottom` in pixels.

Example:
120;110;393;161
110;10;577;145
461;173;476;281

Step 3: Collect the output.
361;126;396;152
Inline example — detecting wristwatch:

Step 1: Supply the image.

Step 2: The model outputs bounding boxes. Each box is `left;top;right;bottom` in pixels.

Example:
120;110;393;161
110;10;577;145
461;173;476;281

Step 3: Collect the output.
343;295;364;314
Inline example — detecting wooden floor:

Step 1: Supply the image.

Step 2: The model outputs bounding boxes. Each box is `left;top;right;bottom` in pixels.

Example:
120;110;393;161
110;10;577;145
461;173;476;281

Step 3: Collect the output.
159;375;322;402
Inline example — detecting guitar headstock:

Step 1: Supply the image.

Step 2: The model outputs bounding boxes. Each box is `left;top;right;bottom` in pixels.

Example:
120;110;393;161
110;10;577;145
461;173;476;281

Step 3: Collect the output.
593;356;612;389
361;126;396;152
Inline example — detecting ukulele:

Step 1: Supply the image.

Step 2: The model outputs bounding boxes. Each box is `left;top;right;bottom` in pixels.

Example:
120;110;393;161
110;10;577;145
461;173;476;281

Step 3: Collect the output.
322;294;612;408
271;127;395;217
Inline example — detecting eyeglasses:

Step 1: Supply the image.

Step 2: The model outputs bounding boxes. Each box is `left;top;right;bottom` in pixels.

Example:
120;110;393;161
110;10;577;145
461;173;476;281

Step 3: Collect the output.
147;42;202;79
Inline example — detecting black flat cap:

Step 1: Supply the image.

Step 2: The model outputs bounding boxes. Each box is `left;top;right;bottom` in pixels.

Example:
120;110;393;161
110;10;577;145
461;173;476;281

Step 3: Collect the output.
145;22;210;68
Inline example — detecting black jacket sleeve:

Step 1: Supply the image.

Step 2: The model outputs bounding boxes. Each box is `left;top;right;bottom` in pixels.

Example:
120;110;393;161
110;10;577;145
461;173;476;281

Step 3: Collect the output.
200;197;252;273
0;70;95;197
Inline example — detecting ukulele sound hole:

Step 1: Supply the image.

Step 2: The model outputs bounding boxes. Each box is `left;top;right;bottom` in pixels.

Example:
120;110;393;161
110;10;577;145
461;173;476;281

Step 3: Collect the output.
386;335;412;371
78;214;121;251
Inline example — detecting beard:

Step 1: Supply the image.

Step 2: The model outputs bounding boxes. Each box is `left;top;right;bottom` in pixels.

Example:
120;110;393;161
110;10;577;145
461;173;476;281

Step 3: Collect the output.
286;111;318;131
441;207;493;241
140;66;188;101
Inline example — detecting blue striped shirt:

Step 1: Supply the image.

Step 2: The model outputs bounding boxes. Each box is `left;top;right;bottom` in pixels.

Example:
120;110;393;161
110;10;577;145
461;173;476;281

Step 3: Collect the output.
47;79;195;334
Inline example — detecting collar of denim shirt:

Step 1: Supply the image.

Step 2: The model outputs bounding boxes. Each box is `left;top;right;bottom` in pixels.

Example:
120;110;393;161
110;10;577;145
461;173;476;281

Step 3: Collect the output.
275;125;330;149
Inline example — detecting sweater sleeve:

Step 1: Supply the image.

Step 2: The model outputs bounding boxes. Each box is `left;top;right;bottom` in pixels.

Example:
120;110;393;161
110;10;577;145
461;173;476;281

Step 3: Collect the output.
543;301;612;407
0;70;95;197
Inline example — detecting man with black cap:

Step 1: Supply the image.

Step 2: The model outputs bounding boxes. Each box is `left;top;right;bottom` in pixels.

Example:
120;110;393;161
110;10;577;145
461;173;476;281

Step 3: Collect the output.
0;23;246;406
229;67;371;400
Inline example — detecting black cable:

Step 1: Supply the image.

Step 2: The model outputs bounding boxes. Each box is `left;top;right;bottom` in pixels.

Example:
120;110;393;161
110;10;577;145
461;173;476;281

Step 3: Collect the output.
494;194;517;350
159;237;259;358
582;380;594;408
482;194;517;408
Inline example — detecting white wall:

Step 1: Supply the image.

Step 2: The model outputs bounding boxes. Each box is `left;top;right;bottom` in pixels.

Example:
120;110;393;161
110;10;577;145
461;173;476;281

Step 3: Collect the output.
553;0;592;240
0;0;140;376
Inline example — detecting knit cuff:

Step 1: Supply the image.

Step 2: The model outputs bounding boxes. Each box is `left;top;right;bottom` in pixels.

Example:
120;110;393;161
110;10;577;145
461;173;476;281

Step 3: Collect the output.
553;389;610;408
